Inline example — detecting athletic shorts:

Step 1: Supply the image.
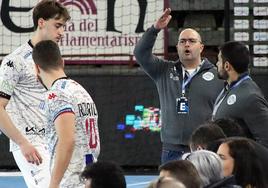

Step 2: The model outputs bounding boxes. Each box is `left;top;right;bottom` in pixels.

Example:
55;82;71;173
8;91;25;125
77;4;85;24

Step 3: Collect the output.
12;145;51;188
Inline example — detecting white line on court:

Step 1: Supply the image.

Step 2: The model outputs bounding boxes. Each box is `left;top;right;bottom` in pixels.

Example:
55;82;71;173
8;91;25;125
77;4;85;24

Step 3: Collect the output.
127;181;151;187
0;172;22;176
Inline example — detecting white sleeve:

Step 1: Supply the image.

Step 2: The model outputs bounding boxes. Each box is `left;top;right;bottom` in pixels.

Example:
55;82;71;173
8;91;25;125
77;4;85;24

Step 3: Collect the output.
0;55;23;99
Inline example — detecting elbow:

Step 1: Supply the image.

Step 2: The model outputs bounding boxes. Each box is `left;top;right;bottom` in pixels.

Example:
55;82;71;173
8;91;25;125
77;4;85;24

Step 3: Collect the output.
134;45;143;65
134;40;144;59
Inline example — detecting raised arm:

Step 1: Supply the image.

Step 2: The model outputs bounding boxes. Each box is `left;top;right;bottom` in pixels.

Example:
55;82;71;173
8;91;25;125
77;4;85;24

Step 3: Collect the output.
134;8;172;80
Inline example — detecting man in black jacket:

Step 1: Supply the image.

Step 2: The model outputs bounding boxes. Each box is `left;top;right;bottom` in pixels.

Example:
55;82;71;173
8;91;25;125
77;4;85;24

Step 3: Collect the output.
213;41;268;147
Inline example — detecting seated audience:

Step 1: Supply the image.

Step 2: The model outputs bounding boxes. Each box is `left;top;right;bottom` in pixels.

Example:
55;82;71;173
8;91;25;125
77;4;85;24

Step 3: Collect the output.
214;118;246;137
147;176;186;188
204;175;241;188
183;150;224;186
189;122;226;152
159;160;202;188
184;150;240;188
80;161;126;188
217;137;268;187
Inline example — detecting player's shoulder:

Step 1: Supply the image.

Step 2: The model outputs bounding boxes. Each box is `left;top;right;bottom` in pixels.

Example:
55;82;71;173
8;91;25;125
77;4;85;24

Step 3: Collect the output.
3;41;32;63
49;79;73;95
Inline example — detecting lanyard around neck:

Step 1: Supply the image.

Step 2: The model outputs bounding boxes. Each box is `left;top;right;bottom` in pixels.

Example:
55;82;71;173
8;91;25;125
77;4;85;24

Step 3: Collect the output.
212;75;251;119
181;62;203;96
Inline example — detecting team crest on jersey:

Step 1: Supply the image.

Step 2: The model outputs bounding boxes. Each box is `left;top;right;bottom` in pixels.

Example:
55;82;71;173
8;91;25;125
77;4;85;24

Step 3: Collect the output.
48;93;57;100
202;72;214;81
227;94;236;105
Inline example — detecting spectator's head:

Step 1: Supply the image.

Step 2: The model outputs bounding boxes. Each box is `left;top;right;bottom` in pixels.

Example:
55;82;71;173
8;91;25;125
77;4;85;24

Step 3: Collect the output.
189;121;226;152
176;28;204;66
184;150;224;187
214;118;246;137
217;41;249;81
80;161;126;188
33;0;70;42
147;177;186;188
159;160;202;188
217;137;267;187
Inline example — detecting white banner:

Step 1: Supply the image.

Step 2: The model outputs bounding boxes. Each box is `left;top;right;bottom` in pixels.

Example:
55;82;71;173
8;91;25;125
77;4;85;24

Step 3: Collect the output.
0;0;165;64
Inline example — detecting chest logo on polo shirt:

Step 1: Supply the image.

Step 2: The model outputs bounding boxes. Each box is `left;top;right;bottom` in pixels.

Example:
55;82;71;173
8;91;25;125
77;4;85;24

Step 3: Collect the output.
202;72;214;81
227;94;236;105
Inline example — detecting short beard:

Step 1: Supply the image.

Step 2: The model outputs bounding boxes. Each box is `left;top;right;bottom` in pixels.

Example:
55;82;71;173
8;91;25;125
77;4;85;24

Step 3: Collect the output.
217;70;228;80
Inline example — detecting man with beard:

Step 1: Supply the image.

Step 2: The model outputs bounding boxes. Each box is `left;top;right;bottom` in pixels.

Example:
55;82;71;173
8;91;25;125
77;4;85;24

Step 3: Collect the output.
213;41;268;147
134;8;223;164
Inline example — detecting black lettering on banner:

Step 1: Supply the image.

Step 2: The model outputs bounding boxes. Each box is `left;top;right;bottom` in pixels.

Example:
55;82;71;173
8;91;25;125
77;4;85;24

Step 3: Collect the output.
1;0;34;33
106;0;147;33
1;0;147;34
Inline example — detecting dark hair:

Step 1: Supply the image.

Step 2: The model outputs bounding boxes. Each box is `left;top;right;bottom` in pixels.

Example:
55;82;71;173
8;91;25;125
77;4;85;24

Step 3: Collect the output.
33;0;70;30
148;176;186;188
159;160;202;188
219;41;250;74
224;137;268;187
80;161;126;188
32;40;62;71
190;121;226;151
214;118;246;137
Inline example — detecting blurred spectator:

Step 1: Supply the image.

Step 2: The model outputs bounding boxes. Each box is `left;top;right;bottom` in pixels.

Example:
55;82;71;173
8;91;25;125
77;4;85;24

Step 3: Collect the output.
189;121;226;152
159;160;202;188
81;161;126;188
205;176;241;188
217;137;268;187
183;150;223;186
214;118;246;137
147;176;186;188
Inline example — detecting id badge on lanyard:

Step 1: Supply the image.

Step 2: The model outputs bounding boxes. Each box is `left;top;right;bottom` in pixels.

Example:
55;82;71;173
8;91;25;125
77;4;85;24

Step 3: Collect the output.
176;96;189;114
176;71;194;114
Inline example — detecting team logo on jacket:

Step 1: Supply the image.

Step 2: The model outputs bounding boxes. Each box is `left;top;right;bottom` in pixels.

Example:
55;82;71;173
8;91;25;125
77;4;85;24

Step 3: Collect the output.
202;72;214;81
170;72;179;81
227;94;236;105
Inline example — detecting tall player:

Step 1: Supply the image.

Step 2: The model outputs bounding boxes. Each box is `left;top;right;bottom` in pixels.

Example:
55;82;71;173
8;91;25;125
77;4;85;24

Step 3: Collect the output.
33;40;100;188
0;1;70;187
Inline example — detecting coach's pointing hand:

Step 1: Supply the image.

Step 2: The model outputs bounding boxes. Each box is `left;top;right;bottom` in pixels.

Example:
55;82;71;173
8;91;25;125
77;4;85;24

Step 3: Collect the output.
154;8;172;30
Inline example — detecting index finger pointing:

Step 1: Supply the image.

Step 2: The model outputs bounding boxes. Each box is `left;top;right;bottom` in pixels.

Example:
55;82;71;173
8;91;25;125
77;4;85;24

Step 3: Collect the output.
162;8;171;17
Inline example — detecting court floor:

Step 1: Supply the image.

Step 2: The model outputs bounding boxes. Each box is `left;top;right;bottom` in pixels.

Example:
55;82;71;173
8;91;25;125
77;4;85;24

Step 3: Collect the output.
0;172;157;188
